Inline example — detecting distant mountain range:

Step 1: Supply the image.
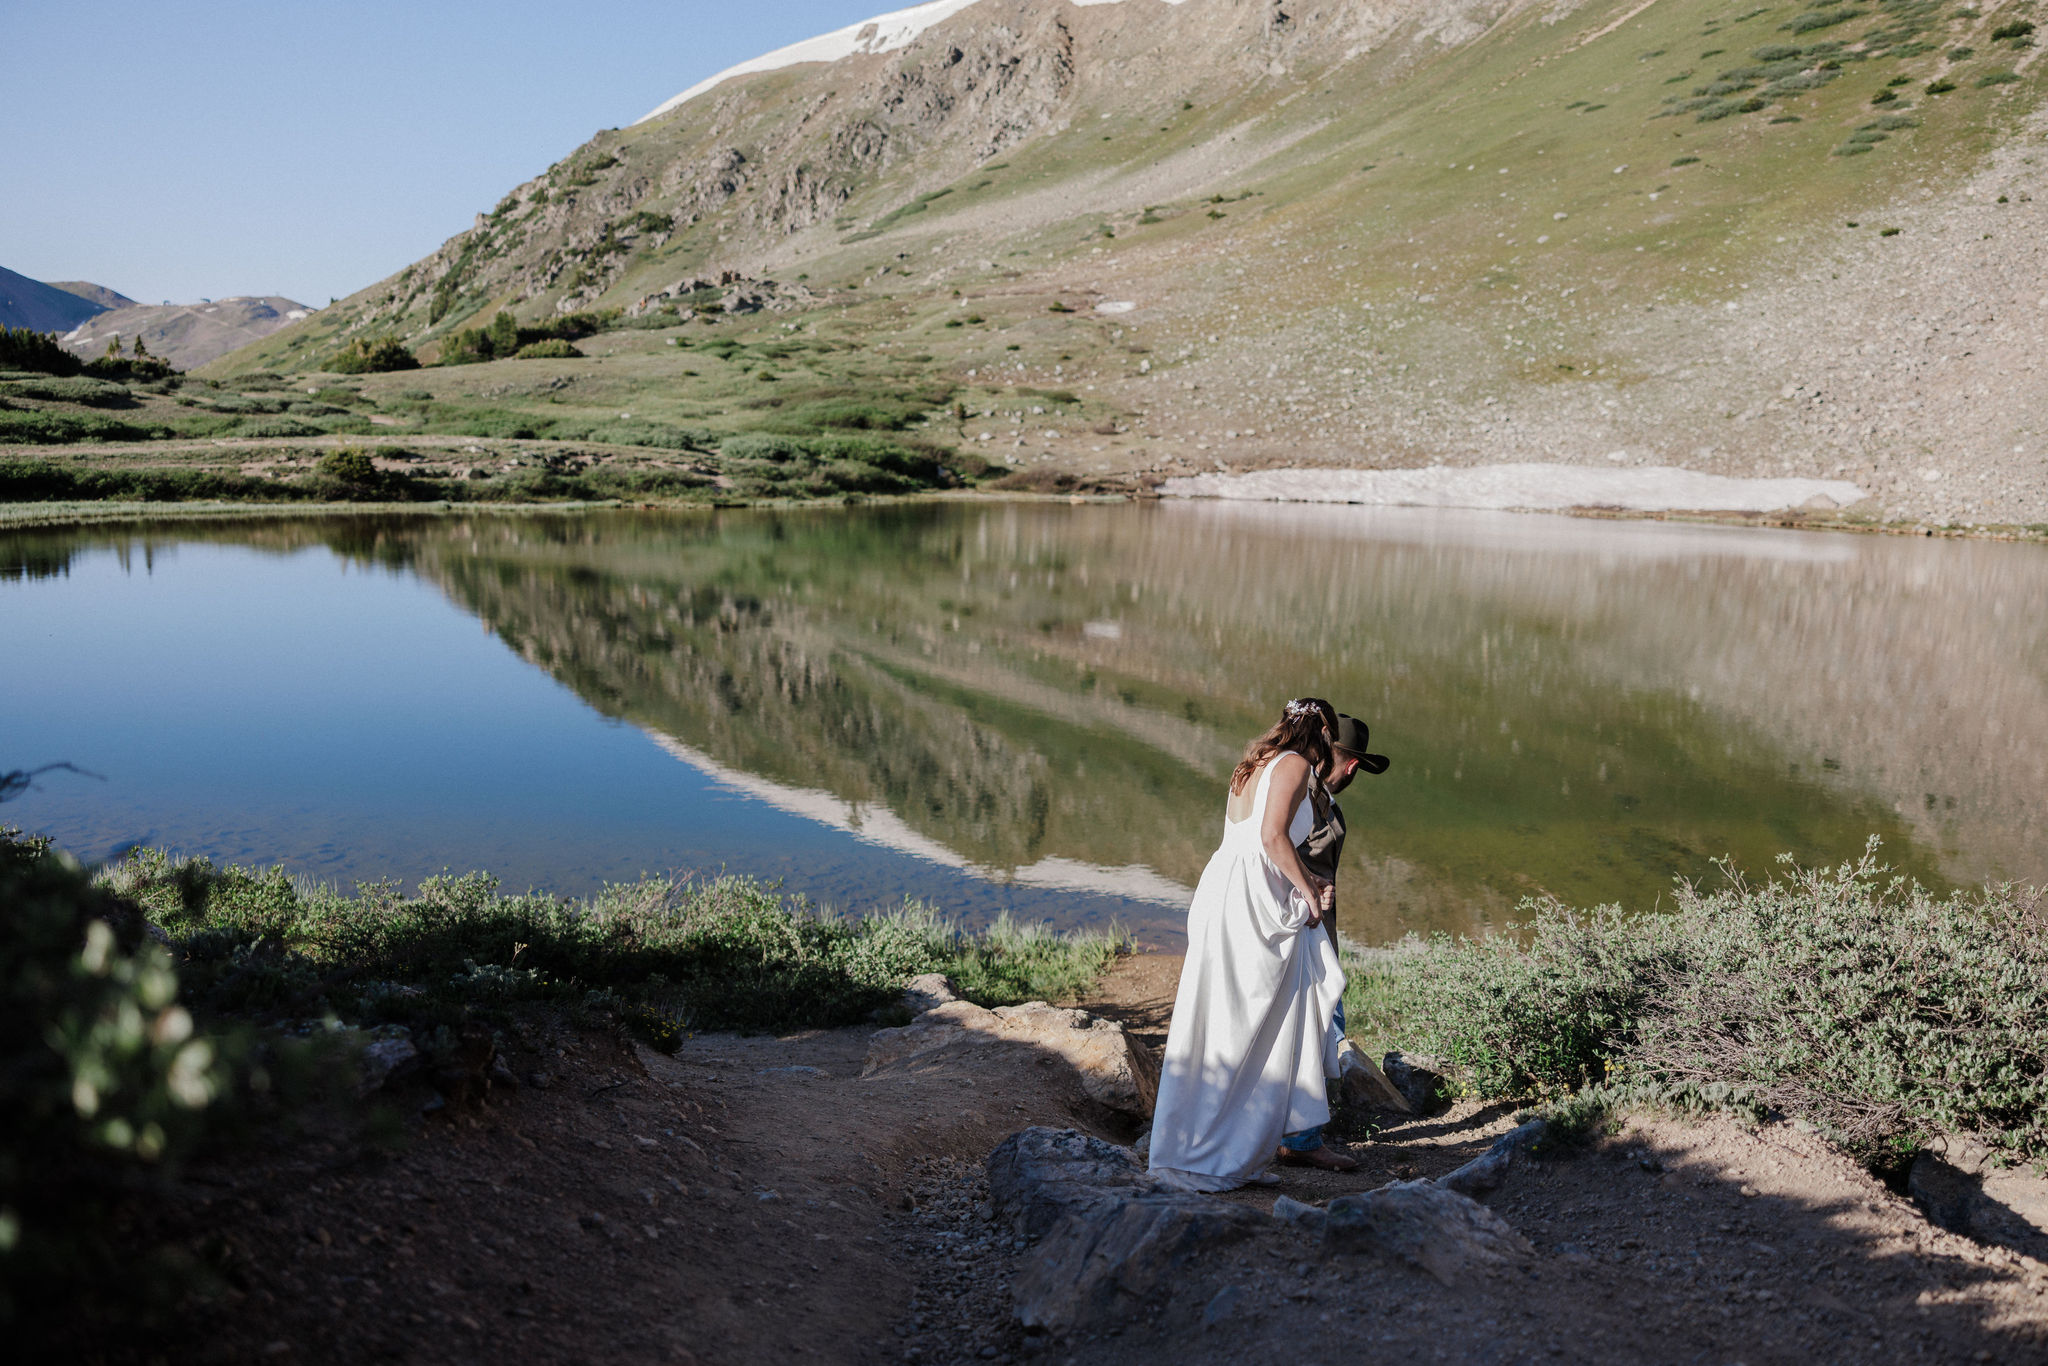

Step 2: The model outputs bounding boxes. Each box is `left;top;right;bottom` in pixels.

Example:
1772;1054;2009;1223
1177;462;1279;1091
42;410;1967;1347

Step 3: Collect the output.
2;265;311;370
60;297;314;372
0;266;123;334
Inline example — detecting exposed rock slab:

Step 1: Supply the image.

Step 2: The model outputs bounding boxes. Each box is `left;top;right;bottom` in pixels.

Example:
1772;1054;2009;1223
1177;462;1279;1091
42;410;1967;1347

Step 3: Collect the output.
865;999;1159;1117
900;971;961;1015
986;1127;1164;1238
1323;1179;1534;1284
1437;1118;1550;1198
988;1126;1264;1332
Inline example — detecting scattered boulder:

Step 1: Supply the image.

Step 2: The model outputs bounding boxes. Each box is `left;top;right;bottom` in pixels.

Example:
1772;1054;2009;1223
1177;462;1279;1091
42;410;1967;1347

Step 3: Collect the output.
353;1027;419;1097
1382;1051;1450;1116
1336;1040;1411;1113
1437;1118;1550;1198
901;972;960;1015
990;1128;1264;1332
1322;1179;1534;1284
865;1000;1159;1118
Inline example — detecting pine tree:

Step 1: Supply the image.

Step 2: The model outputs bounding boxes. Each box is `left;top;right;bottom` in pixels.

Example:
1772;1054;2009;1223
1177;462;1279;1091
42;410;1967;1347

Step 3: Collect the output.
132;335;151;359
103;336;124;359
485;310;519;359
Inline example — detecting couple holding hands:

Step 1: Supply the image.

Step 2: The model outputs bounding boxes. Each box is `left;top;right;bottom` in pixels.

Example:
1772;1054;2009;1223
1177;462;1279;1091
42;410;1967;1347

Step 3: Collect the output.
1149;697;1389;1192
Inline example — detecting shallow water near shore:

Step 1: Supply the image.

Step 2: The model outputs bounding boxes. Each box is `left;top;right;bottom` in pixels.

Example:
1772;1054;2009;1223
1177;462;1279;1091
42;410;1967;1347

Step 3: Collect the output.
6;501;2046;946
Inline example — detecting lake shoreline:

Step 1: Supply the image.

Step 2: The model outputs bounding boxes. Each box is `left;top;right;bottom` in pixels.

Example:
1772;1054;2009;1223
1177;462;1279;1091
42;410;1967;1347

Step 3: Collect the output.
4;483;2045;543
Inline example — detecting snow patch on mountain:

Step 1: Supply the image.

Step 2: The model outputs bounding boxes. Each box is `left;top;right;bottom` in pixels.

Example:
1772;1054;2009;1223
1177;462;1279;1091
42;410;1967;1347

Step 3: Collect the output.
637;0;1190;124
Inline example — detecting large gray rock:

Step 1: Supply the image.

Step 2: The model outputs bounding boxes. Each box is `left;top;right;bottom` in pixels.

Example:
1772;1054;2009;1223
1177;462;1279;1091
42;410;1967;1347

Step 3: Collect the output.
866;1000;1159;1117
1437;1118;1550;1198
1382;1051;1450;1116
1013;1192;1265;1331
988;1127;1163;1237
352;1026;419;1097
990;1126;1264;1332
1336;1040;1412;1114
1323;1179;1534;1284
900;972;960;1015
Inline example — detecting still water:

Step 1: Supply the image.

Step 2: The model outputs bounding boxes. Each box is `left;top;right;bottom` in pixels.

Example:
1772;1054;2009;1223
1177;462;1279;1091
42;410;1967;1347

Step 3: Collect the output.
7;502;2046;947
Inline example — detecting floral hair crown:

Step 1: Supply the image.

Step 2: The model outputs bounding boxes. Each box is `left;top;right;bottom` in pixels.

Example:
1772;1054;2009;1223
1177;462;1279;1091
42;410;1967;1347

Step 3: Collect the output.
1283;698;1318;721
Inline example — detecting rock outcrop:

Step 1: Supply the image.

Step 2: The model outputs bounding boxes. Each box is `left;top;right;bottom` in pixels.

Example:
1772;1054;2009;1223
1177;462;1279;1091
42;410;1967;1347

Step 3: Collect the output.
987;1127;1264;1331
1322;1179;1534;1284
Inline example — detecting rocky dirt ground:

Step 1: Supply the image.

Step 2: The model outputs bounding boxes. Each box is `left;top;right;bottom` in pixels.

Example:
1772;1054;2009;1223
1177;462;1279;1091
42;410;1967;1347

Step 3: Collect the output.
108;954;2048;1366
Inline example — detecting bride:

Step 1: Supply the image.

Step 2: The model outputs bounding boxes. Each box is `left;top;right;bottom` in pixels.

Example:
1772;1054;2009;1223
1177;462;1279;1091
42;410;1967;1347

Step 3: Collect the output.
1147;699;1350;1191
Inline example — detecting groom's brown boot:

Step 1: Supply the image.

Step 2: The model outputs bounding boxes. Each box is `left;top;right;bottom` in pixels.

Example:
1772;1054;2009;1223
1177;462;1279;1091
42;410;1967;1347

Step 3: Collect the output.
1277;1143;1359;1172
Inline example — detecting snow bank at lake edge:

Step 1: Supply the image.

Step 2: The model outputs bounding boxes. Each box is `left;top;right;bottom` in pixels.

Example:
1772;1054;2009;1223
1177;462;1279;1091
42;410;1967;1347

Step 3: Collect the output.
1157;464;1869;514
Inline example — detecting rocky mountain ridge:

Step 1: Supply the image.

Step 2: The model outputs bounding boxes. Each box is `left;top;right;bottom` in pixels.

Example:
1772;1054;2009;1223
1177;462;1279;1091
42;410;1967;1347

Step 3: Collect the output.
0;265;122;334
221;0;2048;526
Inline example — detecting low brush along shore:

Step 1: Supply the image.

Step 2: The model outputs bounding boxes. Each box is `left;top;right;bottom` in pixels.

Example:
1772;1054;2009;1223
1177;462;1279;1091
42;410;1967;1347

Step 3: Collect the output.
5;829;2047;1362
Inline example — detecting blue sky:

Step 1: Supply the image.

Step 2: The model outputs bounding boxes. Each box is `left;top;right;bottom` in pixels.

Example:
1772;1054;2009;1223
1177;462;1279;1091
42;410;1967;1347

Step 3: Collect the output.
1;2;896;306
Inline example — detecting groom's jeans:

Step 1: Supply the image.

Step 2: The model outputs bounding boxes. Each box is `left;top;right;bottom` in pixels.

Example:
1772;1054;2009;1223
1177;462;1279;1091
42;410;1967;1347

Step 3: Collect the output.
1282;1000;1347;1152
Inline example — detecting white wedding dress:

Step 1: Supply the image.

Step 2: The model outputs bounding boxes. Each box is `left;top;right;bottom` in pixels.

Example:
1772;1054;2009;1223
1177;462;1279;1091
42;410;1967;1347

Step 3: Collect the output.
1147;753;1347;1192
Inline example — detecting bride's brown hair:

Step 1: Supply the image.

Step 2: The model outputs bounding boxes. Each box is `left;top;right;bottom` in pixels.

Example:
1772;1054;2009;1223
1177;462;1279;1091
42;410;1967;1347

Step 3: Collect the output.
1229;697;1336;795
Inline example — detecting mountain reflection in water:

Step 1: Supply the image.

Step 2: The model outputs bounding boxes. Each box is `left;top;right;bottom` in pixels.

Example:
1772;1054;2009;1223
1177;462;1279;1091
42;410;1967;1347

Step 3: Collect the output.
7;502;2044;945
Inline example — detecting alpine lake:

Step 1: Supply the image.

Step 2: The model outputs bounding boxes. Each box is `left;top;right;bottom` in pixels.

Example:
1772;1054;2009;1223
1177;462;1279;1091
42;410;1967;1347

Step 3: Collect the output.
8;499;2047;949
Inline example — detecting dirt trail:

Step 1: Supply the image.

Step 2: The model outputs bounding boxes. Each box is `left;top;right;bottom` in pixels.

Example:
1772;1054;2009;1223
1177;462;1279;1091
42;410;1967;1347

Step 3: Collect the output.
123;955;2048;1365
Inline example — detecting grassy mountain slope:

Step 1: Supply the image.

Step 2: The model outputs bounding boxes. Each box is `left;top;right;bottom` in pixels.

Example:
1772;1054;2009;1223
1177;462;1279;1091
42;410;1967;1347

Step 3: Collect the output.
212;0;2047;525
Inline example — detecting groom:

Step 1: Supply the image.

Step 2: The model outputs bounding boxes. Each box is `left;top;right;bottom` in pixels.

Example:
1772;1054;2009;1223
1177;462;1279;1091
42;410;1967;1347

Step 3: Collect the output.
1278;709;1390;1170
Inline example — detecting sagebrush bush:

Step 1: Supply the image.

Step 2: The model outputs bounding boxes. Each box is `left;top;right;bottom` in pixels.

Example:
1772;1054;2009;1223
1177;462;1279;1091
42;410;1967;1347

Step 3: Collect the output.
1351;845;2048;1162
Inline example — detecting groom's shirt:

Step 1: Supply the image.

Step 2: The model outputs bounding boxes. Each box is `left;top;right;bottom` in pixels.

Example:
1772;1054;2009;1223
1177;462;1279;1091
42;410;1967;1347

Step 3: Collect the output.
1296;770;1347;886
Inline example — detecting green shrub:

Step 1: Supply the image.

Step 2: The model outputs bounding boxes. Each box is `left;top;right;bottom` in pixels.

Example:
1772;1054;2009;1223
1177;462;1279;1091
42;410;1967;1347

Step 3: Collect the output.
0;328;83;377
232;417;324;439
1989;19;2034;41
1350;845;2048;1162
0;460;299;502
0;377;132;408
512;338;582;359
1783;7;1865;32
1671;154;1702;166
0;827;228;1328
1926;77;1958;93
328;336;420;374
1976;69;2021;85
0;408;157;444
102;852;1121;1035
